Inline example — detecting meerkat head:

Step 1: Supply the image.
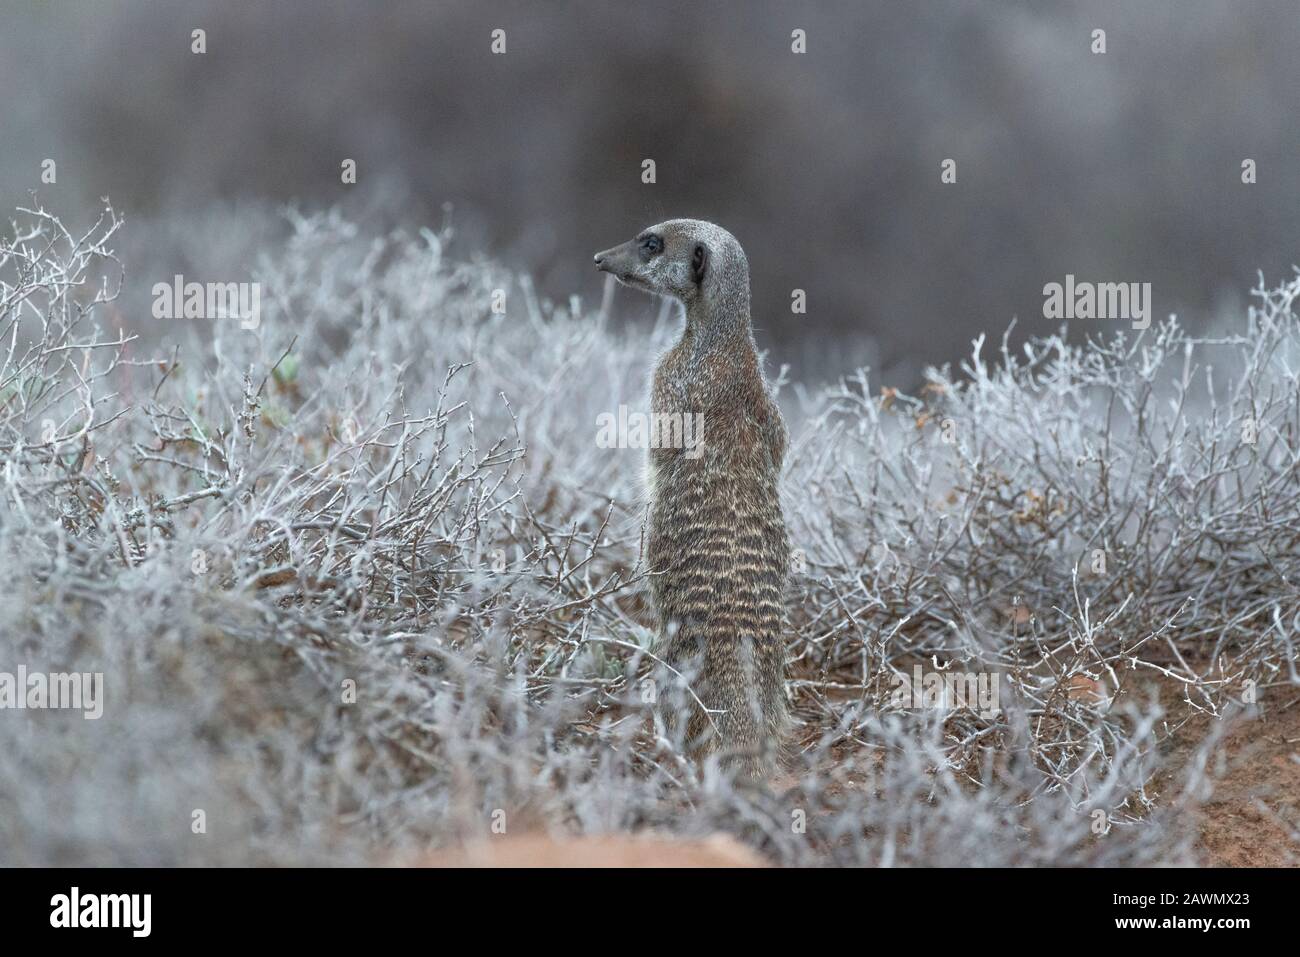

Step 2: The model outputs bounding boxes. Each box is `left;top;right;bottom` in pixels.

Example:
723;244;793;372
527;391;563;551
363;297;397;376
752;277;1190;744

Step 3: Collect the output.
594;219;749;311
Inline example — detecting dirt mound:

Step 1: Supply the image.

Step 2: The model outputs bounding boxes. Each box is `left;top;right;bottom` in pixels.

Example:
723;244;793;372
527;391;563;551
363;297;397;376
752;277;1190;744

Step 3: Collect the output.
408;834;766;868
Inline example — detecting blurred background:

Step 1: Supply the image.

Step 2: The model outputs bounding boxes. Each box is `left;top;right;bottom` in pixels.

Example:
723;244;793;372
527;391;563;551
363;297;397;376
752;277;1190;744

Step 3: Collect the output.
1;0;1296;383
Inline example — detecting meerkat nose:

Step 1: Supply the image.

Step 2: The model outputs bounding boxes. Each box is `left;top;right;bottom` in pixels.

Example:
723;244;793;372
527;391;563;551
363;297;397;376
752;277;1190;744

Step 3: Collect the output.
593;253;604;268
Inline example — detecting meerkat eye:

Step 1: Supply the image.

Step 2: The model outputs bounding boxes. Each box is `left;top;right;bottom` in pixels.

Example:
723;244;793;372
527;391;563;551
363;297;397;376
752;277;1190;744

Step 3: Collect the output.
640;234;663;256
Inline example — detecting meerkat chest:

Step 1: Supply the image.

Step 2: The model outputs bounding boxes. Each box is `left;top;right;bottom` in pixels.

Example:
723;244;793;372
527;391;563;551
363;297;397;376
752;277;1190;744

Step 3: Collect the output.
650;345;691;412
646;350;701;492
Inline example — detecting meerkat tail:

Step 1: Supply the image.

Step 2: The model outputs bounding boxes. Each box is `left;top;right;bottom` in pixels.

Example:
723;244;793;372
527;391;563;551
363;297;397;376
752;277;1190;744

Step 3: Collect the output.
668;624;773;783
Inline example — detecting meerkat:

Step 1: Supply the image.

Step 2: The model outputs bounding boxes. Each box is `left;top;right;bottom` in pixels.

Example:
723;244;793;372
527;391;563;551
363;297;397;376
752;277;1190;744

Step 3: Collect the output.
594;219;790;782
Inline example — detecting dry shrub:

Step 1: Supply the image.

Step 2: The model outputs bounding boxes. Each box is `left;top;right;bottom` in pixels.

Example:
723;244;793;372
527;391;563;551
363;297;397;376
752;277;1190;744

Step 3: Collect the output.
1;203;1295;865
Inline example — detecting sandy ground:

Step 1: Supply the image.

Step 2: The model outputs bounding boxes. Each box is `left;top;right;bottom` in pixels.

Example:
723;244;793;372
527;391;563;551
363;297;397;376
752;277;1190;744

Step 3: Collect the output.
1163;693;1300;867
405;671;1298;868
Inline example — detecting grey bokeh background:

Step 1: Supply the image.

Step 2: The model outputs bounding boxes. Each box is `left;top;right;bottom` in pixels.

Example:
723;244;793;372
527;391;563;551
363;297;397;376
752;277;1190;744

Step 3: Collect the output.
1;0;1296;382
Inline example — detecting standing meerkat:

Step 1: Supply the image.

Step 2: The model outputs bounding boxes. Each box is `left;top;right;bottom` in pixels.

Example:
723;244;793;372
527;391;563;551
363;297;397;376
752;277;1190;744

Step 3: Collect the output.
594;219;790;782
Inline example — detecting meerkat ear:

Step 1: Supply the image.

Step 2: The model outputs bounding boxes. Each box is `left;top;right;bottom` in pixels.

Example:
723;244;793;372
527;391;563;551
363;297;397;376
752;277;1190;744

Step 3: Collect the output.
691;244;708;285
